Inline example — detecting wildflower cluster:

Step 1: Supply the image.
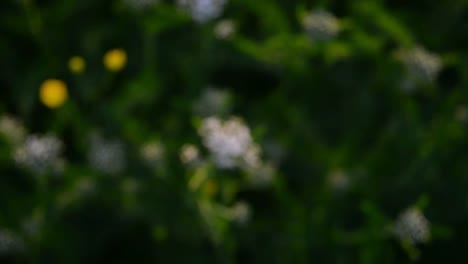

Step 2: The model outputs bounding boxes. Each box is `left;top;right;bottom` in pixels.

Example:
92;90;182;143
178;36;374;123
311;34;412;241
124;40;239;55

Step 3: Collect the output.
394;207;431;244
14;134;64;175
177;0;227;23
88;135;126;175
198;116;259;169
302;10;340;42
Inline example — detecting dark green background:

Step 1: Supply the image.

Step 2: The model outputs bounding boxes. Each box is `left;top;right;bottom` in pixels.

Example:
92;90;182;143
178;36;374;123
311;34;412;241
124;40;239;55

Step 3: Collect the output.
1;0;467;263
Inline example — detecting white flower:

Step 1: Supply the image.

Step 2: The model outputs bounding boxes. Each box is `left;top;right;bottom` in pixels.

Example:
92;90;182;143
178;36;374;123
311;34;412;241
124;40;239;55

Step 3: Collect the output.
303;10;340;42
394;207;430;244
88;135;125;175
214;19;236;39
230;201;251;225
14;134;63;174
141;141;165;165
398;46;442;84
0;115;26;145
199;116;259;169
328;169;351;193
241;143;262;170
0;230;25;255
180;144;200;165
177;0;227;23
193;88;231;117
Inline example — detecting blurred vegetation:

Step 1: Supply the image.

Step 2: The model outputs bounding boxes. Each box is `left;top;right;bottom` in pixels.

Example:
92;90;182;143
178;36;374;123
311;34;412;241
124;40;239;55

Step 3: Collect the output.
0;0;467;263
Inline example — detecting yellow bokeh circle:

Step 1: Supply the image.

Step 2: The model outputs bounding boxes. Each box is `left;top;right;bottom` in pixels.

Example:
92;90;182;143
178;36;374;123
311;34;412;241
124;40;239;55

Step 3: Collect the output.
68;56;86;74
39;79;68;108
103;48;127;72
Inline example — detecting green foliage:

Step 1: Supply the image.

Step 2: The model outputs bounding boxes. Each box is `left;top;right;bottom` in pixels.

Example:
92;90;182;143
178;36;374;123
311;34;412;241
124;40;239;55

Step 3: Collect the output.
0;0;467;263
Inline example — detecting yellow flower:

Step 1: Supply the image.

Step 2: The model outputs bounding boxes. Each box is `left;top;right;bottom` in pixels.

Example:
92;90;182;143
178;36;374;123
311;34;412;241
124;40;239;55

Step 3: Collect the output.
39;79;68;108
103;48;127;72
68;56;86;74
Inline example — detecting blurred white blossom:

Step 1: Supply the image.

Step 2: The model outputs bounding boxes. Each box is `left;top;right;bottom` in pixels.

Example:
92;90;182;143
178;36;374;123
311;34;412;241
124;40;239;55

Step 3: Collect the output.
0;115;26;145
180;144;200;165
241;143;262;170
199;116;260;169
141;141;165;166
0;230;25;255
328;169;351;193
193;88;231;117
214;19;236;39
14;134;63;174
230;201;251;225
398;46;442;85
394;207;430;244
88;135;125;175
177;0;227;23
303;10;340;42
